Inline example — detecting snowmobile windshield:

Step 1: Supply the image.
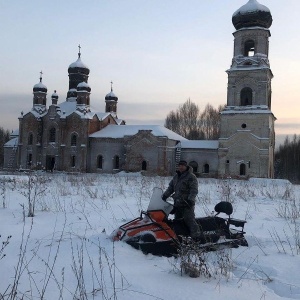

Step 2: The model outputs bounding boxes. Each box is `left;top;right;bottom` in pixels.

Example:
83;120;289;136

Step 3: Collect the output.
147;187;174;216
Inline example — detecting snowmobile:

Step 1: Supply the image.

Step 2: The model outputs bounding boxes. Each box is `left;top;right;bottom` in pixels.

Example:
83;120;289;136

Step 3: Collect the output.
112;188;248;256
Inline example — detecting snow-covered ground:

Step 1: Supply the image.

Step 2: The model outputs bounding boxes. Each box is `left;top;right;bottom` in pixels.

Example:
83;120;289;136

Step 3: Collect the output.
0;172;300;300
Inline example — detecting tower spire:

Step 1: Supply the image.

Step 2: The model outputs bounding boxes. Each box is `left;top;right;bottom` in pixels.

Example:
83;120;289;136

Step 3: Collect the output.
110;80;113;92
40;70;43;82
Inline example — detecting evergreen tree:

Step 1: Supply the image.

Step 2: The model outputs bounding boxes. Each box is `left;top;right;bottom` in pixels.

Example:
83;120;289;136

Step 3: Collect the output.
275;135;300;183
0;127;11;167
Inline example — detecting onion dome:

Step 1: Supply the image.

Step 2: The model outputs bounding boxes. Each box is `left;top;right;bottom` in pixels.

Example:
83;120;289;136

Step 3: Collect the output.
77;81;91;92
51;90;59;100
33;71;47;93
232;0;272;30
51;90;59;105
105;81;118;101
68;45;90;75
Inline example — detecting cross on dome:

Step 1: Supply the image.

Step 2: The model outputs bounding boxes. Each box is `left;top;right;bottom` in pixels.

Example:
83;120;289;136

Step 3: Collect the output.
78;44;81;58
40;70;43;82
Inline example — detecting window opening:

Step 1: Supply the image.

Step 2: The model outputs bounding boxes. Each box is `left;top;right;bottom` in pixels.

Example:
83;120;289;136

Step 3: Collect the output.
241;87;253;106
27;153;32;166
203;163;209;174
240;163;246;176
28;133;33;145
97;155;103;169
71;134;77;146
49;128;56;143
189;161;198;173
244;40;255;57
142;160;147;171
71;156;76;168
114;156;120;169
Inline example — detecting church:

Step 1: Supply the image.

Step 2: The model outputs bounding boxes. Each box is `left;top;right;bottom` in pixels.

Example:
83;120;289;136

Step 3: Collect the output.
4;0;276;178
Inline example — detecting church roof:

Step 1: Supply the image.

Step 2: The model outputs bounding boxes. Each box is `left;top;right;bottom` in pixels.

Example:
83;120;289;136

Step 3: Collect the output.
4;137;18;148
89;125;187;141
180;140;219;149
95;112;112;120
57;100;77;116
11;129;19;138
115;118;125;125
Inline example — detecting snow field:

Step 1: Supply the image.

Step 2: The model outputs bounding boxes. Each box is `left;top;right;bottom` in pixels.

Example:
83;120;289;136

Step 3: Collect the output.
0;173;300;299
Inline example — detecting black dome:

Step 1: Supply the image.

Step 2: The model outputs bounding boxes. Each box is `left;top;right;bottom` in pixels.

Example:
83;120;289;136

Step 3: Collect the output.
33;81;47;93
105;91;118;101
68;56;90;75
51;90;59;99
77;82;91;92
232;0;272;30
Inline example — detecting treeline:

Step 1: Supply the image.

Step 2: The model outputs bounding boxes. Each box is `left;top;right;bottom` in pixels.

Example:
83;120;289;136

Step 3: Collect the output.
0;127;10;167
275;135;300;183
164;99;225;140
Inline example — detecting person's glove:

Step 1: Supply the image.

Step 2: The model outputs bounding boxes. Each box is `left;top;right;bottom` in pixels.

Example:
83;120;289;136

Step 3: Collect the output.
161;195;168;201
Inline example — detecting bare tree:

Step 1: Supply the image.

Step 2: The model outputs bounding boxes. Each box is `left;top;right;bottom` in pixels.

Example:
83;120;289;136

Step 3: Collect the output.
165;110;181;136
200;104;225;140
18;172;48;217
164;99;224;140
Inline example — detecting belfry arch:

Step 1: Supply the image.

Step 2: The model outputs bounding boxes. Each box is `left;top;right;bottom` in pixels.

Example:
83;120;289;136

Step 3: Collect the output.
240;87;253;106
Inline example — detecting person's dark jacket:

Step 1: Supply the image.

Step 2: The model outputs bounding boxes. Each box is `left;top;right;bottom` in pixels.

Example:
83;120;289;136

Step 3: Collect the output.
163;166;198;207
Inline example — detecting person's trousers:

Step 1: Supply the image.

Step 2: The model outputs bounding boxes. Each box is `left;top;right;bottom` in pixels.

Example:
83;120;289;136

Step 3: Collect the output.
175;206;202;239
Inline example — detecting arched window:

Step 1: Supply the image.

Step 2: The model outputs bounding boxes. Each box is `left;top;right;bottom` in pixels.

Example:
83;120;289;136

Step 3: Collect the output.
49;128;56;143
240;163;246;176
97;155;103;169
189;161;198;173
203;163;210;174
28;133;33;145
114;155;120;169
244;40;255;57
241;87;253;106
71;134;77;146
142;160;147;171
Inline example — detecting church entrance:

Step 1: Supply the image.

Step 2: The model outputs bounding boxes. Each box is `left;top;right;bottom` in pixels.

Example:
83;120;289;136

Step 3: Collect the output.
240;163;246;176
46;156;55;172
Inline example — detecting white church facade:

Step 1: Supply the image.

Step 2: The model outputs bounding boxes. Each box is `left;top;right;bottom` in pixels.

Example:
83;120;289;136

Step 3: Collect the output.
4;0;276;178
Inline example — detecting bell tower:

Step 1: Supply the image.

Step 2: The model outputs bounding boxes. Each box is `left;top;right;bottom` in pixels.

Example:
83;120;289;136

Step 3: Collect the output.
218;0;276;178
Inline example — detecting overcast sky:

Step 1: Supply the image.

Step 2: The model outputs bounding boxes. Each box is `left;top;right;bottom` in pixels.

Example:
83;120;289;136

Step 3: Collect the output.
0;0;299;145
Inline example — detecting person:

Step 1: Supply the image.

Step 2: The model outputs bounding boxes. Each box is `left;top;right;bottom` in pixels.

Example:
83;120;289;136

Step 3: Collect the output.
162;160;202;240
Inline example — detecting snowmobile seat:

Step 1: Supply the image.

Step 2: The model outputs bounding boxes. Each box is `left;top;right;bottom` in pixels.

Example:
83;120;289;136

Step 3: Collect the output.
214;201;233;216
